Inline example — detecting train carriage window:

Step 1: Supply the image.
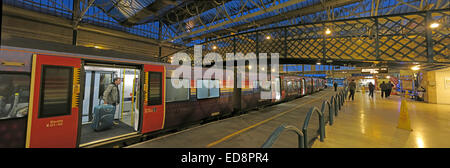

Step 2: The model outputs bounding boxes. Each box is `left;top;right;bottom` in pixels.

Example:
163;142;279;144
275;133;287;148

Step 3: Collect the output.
148;72;162;106
166;78;190;102
209;80;220;98
197;79;220;99
0;73;30;120
39;66;73;118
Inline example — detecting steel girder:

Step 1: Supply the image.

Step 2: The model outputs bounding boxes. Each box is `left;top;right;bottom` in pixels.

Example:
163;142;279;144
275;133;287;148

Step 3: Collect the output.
166;9;449;64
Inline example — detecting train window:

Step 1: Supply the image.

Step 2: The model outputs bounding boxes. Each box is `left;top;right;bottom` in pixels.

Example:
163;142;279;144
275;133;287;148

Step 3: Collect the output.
148;72;162;106
197;79;220;99
39;66;73;118
209;80;220;98
0;73;30;120
98;73;113;99
166;78;190;102
260;81;271;91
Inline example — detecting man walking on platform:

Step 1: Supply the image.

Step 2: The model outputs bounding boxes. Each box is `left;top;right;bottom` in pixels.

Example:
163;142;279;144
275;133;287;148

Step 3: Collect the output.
348;79;356;101
368;82;375;99
380;81;387;98
333;82;338;92
386;81;394;98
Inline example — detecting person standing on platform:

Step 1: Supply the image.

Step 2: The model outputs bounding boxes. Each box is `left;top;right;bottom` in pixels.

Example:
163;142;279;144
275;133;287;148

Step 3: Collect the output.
386;81;394;98
380;81;386;98
348;79;356;101
103;77;122;125
333;82;338;92
368;82;375;99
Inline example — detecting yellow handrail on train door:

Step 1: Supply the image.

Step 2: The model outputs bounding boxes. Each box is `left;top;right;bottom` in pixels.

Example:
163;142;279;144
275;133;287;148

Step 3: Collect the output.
120;70;125;121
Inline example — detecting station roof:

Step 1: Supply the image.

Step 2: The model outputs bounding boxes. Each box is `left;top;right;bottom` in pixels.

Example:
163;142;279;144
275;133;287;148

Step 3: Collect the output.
4;0;448;47
92;0;448;46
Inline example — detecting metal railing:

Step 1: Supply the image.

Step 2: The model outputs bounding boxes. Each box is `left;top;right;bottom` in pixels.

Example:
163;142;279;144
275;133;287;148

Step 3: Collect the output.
261;124;304;148
261;87;347;148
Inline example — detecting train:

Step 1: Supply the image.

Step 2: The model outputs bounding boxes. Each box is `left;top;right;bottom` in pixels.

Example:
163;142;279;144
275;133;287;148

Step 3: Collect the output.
0;45;325;148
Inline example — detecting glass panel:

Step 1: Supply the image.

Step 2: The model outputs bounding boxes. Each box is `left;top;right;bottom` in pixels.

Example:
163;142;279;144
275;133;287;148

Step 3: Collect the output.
196;80;209;99
98;73;113;99
209;80;220;98
39;66;73;118
0;74;30;119
166;78;190;102
148;72;162;106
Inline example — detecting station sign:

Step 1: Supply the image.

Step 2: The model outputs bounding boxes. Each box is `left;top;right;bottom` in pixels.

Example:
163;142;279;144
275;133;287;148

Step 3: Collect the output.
361;67;388;74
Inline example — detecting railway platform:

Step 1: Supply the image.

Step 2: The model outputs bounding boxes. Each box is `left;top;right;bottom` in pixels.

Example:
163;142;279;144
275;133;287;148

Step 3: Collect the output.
313;91;450;148
127;88;344;148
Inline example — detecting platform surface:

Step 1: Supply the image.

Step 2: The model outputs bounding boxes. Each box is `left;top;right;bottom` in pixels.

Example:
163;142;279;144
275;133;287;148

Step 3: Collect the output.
313;91;450;148
127;88;339;148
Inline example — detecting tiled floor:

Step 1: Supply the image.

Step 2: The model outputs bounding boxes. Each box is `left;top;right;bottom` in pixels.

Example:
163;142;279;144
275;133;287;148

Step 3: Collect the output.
312;91;450;148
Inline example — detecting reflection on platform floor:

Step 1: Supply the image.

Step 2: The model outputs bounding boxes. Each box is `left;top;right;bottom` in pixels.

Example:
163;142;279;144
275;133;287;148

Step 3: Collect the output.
313;91;450;148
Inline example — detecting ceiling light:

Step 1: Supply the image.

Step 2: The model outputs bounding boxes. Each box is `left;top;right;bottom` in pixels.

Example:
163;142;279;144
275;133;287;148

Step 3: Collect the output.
325;28;331;35
430;22;440;29
411;65;420;71
212;45;217;50
266;36;271;40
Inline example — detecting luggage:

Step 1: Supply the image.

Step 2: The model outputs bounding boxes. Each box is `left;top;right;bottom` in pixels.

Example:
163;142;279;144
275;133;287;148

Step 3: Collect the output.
91;104;115;131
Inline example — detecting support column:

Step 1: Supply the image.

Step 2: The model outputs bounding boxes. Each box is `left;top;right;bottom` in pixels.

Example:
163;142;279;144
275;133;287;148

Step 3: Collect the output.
72;0;80;46
425;11;434;63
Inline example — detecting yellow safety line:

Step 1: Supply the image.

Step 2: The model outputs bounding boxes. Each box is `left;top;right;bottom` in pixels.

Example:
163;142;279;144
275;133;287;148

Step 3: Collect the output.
206;92;331;148
25;54;37;148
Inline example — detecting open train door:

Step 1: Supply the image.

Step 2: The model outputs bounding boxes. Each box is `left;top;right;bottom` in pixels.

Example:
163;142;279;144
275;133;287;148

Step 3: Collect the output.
26;54;81;148
141;64;165;134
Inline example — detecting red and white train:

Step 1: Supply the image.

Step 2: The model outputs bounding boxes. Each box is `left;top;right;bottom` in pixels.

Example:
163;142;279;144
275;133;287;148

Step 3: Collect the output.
0;45;325;148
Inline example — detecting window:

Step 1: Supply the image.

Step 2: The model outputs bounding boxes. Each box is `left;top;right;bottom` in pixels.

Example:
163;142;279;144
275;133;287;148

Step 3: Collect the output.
39;66;73;118
196;79;220;99
98;72;113;99
166;78;190;102
148;72;162;106
0;73;30;120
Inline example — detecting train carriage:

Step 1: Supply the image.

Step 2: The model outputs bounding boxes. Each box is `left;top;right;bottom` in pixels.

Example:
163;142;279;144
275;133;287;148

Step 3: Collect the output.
0;45;326;148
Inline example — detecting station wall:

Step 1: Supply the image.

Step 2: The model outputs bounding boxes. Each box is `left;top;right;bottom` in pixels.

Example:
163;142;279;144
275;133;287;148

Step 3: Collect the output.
1;5;180;60
424;67;450;105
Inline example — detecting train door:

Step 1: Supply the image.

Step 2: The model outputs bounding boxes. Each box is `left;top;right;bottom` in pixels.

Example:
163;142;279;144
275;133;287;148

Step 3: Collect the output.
79;63;141;146
26;54;81;148
141;64;165;134
301;78;306;95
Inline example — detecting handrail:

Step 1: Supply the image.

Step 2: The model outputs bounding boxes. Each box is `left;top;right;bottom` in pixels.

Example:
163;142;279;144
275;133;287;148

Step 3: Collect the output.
302;107;325;148
261;124;304;148
261;87;349;148
330;95;338;117
321;100;333;125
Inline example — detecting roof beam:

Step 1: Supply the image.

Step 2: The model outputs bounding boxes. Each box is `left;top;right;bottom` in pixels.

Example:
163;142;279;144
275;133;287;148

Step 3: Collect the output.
165;0;309;42
191;0;362;40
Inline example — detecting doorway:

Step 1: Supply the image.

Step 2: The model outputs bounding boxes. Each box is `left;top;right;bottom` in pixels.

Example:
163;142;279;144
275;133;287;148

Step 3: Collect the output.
80;64;141;145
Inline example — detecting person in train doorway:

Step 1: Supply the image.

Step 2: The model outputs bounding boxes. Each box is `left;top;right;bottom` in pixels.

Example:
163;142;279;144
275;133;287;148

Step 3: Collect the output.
368;82;375;99
103;77;121;125
348;79;356;101
380;81;387;98
333;82;338;92
386;81;394;98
